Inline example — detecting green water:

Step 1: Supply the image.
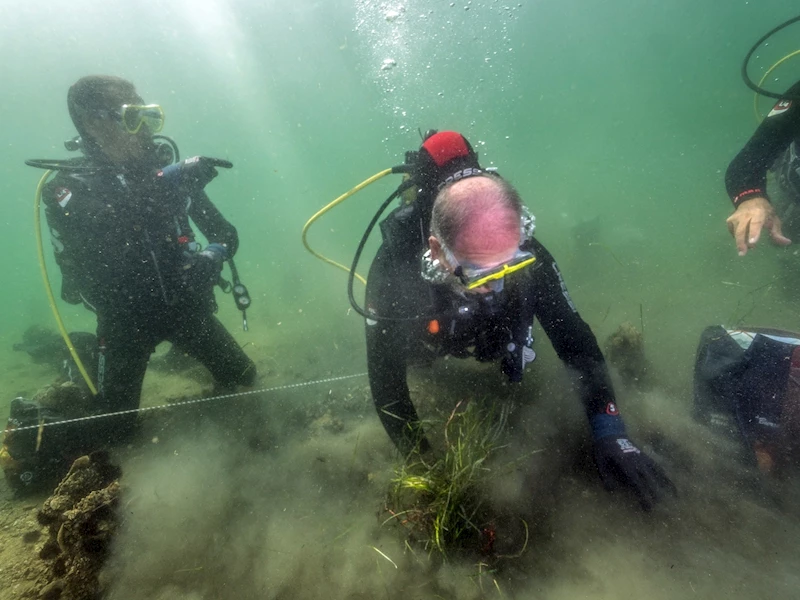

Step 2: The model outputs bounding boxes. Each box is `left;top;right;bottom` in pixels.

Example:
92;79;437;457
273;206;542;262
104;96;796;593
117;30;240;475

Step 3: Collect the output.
1;1;800;598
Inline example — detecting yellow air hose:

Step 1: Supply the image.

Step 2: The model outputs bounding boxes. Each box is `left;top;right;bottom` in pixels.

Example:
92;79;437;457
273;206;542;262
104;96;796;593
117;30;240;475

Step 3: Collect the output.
34;171;98;395
754;49;800;122
301;168;394;286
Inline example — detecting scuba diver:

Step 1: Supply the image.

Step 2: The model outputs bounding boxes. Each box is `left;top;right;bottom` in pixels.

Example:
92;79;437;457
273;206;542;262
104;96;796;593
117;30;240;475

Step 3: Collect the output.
725;79;800;256
31;75;256;444
726;11;800;258
694;18;800;478
360;130;674;511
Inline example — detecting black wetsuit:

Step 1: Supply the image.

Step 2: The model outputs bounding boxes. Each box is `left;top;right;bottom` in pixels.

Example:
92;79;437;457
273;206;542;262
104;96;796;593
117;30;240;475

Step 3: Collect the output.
726;80;800;206
42;157;256;439
365;229;615;454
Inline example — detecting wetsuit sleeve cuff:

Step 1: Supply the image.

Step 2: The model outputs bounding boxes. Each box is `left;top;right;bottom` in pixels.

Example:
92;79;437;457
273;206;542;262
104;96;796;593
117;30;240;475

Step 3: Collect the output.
590;414;627;441
732;188;768;207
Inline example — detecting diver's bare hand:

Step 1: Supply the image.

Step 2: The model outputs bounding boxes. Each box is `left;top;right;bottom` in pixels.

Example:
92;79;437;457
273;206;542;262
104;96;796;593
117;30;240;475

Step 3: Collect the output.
726;196;791;256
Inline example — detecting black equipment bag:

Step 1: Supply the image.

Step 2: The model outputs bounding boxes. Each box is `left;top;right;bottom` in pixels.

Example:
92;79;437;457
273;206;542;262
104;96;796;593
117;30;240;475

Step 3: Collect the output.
693;325;800;470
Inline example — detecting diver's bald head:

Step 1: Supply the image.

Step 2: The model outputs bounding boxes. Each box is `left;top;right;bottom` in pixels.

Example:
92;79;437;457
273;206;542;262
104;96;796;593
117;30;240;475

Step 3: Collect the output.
430;175;523;257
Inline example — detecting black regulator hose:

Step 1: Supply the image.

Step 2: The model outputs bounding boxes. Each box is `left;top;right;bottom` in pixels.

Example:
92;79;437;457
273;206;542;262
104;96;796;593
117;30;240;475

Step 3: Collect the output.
347;183;407;319
26;135;181;172
25;158;108;172
347;178;436;322
742;14;800;100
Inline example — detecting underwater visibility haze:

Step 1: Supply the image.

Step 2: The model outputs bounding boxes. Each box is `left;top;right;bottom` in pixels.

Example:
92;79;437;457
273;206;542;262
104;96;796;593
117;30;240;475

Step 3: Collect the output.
1;0;800;598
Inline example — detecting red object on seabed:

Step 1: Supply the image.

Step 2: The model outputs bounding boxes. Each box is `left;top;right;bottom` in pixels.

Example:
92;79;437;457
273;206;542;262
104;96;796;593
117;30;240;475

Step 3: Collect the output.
480;525;496;555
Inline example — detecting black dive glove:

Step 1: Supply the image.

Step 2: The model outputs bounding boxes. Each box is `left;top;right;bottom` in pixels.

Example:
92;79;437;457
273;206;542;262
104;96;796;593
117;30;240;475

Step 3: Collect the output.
590;411;675;511
157;156;233;190
185;243;228;292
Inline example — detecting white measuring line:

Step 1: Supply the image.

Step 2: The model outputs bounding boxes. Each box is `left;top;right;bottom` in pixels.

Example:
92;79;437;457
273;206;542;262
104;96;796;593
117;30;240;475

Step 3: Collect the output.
8;372;368;433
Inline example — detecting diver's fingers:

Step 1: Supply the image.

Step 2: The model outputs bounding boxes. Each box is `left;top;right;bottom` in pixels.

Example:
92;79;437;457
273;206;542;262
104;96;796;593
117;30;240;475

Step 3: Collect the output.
726;214;749;256
747;214;766;249
768;217;792;247
207;158;233;169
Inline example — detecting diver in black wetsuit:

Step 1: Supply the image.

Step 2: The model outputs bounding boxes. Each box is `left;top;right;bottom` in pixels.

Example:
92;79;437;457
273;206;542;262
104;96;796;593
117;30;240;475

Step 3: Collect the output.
40;75;256;441
364;131;674;511
725;80;800;256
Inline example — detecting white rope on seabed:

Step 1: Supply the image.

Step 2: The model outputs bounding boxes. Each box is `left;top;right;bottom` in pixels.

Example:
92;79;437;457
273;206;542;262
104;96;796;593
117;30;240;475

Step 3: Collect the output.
7;372;369;433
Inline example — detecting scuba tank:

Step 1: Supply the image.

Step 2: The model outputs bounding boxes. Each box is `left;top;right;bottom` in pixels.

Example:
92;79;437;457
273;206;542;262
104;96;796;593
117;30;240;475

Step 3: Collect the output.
379;130;488;262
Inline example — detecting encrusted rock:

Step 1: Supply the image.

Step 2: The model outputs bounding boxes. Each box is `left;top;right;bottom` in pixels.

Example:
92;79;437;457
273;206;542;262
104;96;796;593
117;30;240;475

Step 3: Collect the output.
35;452;121;600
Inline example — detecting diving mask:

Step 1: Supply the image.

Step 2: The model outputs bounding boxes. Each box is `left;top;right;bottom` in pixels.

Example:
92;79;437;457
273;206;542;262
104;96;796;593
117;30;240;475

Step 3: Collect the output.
444;246;536;291
119;104;165;134
421;205;538;290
